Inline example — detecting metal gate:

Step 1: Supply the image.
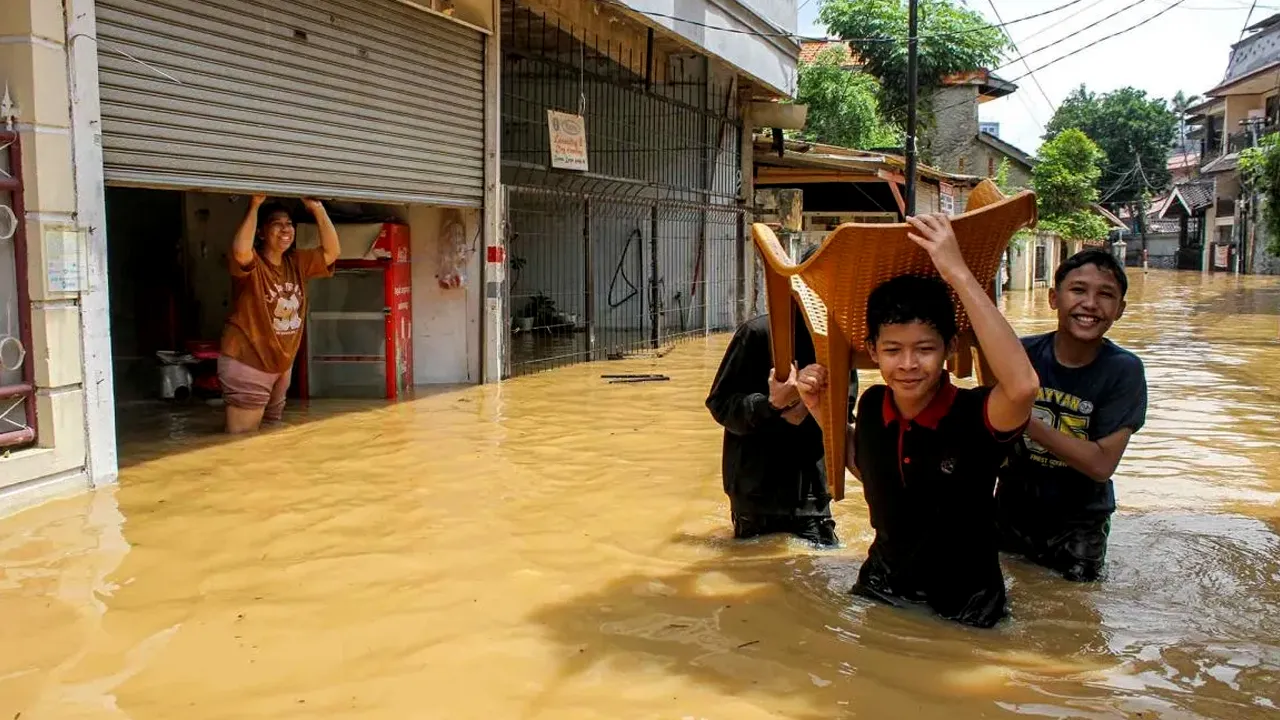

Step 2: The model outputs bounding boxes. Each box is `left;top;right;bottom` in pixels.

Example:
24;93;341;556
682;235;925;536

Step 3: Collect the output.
504;188;746;376
96;0;484;205
500;0;747;377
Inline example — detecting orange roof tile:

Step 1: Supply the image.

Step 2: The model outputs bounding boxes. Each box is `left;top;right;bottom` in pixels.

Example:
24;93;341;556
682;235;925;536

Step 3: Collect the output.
799;41;860;66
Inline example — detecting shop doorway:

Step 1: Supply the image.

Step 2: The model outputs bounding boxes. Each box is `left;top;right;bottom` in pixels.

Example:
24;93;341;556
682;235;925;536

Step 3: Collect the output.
105;188;422;468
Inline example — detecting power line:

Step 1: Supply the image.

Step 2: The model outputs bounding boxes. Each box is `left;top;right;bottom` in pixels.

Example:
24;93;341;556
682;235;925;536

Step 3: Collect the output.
929;0;1192;118
1006;0;1190;83
1240;0;1259;39
994;0;1150;72
1018;0;1108;44
602;0;1096;45
986;0;1056;116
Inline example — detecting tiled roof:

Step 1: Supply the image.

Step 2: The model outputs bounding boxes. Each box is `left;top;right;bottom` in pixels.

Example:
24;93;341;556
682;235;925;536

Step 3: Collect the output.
1167;151;1200;170
1144;218;1182;234
1178;182;1214;210
799;41;860;66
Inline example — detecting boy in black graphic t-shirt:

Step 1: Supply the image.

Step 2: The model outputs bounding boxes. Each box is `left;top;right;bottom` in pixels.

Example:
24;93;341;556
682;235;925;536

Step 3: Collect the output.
997;249;1148;582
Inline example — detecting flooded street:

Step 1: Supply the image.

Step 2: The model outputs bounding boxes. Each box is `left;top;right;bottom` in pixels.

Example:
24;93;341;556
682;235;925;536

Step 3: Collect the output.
3;269;1280;719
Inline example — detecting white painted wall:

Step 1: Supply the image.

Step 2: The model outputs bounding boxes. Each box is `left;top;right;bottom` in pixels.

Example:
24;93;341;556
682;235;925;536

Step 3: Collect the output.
408;205;482;384
1008;232;1064;291
617;0;799;97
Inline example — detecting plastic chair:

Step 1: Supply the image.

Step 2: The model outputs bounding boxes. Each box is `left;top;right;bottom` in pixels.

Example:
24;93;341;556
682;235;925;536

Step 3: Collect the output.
751;179;1038;500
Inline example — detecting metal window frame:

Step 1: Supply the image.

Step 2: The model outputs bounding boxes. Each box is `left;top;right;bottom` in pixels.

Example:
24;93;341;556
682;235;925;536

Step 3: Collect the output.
0;130;37;448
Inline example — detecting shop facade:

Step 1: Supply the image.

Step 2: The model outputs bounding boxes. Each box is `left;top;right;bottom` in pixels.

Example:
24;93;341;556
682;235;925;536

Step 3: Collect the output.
1;0;502;514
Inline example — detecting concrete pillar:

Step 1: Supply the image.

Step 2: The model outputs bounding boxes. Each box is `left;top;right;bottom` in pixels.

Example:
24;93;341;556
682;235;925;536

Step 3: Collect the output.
0;0;110;515
67;0;116;488
480;0;504;381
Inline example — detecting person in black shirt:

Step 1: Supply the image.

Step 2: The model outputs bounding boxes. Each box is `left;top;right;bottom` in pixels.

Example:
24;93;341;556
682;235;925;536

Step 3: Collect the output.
705;248;854;548
795;213;1039;628
997;249;1147;582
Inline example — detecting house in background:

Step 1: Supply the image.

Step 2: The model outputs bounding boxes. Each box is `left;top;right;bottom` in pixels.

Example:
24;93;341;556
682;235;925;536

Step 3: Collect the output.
975;130;1037;188
798;40;861;68
1167;148;1201;184
749;134;985;314
1151;181;1214;270
1006;204;1128;291
1186;12;1280;274
925;70;1035;188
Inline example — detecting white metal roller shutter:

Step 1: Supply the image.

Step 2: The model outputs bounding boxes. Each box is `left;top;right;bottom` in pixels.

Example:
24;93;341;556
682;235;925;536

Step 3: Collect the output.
96;0;485;207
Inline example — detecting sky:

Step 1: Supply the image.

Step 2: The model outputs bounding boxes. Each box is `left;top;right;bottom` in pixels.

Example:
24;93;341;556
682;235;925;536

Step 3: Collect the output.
797;0;1278;155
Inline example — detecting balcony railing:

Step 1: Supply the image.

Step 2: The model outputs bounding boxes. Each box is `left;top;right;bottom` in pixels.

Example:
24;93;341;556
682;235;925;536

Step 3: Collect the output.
1228;130;1252;154
1225;123;1280;155
1202;140;1223;165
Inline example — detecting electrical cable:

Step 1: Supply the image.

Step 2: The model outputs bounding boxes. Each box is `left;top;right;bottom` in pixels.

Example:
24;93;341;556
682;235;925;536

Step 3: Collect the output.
599;0;1097;44
986;0;1056;110
928;0;1191;119
993;0;1150;72
985;0;1053;129
1006;0;1189;83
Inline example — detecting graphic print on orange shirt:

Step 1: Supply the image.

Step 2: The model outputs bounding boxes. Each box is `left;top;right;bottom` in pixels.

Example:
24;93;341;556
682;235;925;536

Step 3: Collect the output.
267;280;304;336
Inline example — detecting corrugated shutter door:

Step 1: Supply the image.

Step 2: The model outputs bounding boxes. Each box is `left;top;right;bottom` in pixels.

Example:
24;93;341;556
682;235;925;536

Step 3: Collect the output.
96;0;484;207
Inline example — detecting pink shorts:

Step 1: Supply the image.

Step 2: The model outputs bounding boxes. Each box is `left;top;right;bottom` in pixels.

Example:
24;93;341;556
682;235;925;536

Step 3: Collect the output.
217;355;292;421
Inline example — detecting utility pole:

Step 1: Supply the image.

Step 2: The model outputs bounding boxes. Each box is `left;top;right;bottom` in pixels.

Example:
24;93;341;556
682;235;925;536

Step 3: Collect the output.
904;0;919;216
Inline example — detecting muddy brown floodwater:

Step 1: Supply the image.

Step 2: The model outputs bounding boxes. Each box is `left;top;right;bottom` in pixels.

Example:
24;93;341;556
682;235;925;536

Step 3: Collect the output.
3;270;1280;719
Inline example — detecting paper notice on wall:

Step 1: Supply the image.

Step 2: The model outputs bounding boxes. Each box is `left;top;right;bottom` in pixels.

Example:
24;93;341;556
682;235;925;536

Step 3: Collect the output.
1214;244;1230;269
45;227;86;293
547;110;588;172
939;182;955;215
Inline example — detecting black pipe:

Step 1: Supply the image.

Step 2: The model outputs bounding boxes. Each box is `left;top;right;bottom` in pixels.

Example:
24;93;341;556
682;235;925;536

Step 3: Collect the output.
905;0;919;216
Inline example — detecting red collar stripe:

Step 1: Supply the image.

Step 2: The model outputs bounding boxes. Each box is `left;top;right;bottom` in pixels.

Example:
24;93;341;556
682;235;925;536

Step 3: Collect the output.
881;375;959;430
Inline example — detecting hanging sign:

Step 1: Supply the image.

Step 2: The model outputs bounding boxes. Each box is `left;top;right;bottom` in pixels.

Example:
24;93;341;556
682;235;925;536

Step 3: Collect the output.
547;110;588;172
939;182;955;215
1214;244;1230;269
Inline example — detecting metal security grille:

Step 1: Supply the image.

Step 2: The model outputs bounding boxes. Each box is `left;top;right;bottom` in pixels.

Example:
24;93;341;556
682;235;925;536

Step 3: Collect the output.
505;188;745;375
96;0;484;206
0;131;35;450
500;0;746;376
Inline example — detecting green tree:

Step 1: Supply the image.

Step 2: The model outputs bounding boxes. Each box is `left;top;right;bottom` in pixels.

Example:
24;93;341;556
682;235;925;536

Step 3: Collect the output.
992;158;1021;193
1171;90;1201;151
1045;85;1178;252
1033;129;1110;243
1239;133;1280;256
1044;85;1178;206
794;46;901;149
818;0;1007;126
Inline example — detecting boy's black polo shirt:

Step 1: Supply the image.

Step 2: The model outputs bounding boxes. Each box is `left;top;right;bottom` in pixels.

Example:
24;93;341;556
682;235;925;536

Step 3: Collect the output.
852;376;1023;628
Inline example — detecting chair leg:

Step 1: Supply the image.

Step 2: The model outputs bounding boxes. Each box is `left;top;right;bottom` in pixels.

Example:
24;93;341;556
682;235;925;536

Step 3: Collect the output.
953;333;975;379
763;268;794;376
821;319;851;502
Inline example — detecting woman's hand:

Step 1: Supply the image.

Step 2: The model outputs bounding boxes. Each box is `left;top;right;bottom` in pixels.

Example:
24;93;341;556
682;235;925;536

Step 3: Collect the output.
250;195;267;208
301;197;325;215
906;212;973;286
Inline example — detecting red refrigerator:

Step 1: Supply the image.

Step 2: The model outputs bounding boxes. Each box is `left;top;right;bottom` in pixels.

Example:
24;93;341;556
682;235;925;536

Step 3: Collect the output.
298;223;413;400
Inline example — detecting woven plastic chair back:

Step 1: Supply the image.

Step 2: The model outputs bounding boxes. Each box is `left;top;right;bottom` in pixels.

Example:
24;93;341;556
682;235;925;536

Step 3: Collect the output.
750;179;1037;500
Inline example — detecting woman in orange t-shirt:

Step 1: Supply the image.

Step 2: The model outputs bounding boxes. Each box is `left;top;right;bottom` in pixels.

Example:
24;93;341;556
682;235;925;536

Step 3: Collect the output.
218;196;340;433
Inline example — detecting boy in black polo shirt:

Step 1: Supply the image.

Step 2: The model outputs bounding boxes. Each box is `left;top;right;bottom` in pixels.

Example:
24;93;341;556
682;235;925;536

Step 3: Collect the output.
996;249;1147;582
796;213;1039;628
